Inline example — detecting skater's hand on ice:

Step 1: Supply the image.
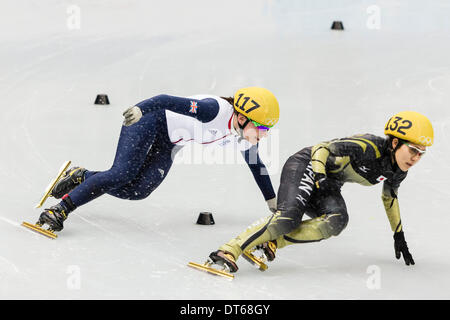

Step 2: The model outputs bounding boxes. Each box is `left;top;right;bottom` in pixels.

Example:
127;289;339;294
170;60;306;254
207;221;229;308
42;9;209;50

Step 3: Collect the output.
266;197;277;213
393;231;415;266
123;106;143;126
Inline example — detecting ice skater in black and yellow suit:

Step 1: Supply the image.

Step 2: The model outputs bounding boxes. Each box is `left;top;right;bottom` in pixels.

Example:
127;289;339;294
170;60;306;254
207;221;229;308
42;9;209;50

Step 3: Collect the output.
204;111;434;273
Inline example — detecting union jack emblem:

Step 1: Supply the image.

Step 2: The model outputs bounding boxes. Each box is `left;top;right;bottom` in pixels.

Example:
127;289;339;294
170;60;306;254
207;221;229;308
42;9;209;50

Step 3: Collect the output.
189;101;198;113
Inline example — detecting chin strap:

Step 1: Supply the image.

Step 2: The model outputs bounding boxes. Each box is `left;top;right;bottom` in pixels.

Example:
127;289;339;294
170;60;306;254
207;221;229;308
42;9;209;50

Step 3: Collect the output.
390;151;398;169
239;117;250;130
232;113;250;140
389;138;405;171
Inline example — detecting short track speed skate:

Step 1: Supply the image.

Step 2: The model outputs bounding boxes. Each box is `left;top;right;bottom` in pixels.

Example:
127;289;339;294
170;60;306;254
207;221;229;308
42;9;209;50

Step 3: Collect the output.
242;251;268;271
22;161;72;239
188;251;238;279
242;241;277;271
35;160;72;208
21;221;58;239
23;160;78;239
22;200;74;239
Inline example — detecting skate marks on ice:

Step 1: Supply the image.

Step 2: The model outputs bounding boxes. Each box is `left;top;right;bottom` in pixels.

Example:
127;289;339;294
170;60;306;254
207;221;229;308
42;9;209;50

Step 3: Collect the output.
0;255;20;274
0;216;46;240
0;215;21;228
0;214;56;242
0;216;42;244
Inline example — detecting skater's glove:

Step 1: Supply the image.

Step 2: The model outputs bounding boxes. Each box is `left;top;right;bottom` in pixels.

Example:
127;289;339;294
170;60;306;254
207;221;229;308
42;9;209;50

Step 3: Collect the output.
314;173;339;192
123;106;143;126
266;197;277;213
393;231;415;266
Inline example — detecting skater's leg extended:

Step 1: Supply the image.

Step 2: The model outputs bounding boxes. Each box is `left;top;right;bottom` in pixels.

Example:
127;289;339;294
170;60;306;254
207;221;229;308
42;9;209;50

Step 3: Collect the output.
218;205;311;261
106;140;180;200
67;112;161;207
37;112;164;232
219;213;279;261
233;188;349;269
218;151;315;260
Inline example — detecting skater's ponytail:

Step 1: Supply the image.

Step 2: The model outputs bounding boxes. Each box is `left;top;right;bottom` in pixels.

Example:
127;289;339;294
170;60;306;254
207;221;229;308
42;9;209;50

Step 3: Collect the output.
220;96;234;106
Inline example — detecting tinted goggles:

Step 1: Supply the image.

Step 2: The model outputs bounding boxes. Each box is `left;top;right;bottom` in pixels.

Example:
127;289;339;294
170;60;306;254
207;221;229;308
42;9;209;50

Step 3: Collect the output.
250;120;271;131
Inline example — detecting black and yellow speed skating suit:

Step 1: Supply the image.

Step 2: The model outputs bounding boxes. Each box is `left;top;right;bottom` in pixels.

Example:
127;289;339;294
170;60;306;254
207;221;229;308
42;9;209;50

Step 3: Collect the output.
219;134;407;259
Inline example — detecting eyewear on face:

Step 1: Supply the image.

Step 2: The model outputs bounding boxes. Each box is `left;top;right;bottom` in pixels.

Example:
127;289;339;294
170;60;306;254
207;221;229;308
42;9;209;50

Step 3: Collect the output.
403;142;426;157
250;120;271;131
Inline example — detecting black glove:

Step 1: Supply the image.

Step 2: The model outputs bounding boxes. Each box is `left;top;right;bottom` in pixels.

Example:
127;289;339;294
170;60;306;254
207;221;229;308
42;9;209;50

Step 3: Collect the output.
314;173;339;192
393;231;415;266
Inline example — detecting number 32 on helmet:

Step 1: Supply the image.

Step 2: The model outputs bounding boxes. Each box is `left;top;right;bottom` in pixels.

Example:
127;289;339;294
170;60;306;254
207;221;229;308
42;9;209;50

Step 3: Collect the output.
384;111;434;147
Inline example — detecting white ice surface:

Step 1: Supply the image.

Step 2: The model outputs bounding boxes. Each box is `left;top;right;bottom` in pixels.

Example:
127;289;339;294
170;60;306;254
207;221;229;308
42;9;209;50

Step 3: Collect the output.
0;0;449;299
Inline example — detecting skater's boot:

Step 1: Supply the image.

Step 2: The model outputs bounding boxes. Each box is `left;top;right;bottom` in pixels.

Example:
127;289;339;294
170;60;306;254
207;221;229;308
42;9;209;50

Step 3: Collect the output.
37;195;76;232
242;240;277;271
208;250;239;273
257;240;278;262
50;167;87;199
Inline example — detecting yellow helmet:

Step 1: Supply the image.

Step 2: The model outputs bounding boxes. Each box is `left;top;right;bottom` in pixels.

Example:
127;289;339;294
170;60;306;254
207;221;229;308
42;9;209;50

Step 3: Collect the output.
233;87;280;127
384;111;434;146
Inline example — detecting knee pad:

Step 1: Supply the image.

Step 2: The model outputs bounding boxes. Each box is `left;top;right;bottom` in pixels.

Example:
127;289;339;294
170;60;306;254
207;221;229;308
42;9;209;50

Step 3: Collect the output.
315;213;348;238
267;209;303;238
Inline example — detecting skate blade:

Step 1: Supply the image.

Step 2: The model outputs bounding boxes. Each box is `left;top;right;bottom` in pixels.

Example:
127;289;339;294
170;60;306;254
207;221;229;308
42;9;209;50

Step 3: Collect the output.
242;251;268;271
21;221;58;239
187;261;234;279
35;160;71;208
